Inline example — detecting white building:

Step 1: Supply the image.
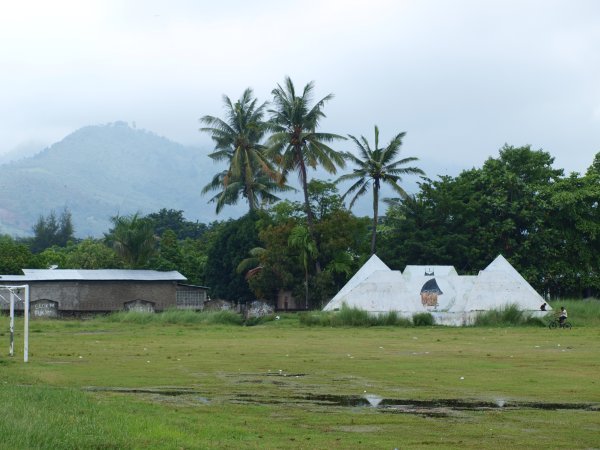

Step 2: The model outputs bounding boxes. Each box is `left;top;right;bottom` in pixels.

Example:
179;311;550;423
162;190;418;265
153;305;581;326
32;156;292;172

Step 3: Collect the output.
323;254;549;326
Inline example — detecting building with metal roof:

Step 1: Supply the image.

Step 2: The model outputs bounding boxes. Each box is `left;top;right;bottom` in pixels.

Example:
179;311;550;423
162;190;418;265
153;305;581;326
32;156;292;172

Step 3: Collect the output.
0;269;207;318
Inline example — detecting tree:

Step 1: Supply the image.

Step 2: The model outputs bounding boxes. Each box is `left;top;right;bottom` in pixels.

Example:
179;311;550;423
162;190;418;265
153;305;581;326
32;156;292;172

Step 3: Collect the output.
268;76;346;256
30;208;75;253
38;239;121;270
105;213;157;268
145;208;207;240
201;88;287;213
377;144;600;297
288;225;318;309
243;183;369;309
0;235;35;274
204;212;264;303
337;125;423;254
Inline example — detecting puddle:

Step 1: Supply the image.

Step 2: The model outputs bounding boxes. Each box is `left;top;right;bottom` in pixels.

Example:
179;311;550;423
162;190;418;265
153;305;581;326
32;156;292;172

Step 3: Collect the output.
265;372;307;377
83;386;211;406
84;387;197;396
83;387;599;415
296;394;599;413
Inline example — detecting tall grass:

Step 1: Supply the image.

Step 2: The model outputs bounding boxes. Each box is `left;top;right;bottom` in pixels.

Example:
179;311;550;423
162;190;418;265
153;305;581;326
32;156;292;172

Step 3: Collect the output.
549;299;600;327
473;304;545;327
412;312;435;326
299;305;412;327
102;309;244;326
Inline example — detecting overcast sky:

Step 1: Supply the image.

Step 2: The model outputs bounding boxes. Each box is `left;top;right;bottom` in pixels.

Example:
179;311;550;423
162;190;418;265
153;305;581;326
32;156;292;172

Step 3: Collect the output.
2;0;599;179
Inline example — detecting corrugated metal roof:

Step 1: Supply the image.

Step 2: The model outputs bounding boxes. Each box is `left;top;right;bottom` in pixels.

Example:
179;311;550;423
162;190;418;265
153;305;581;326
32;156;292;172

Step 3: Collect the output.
7;269;187;282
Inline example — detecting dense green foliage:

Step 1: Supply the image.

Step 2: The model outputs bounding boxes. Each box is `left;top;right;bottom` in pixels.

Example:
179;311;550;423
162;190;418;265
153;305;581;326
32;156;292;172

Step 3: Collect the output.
0;235;36;273
145;208;207;240
0;78;597;306
379;146;600;298
29;208;74;253
203;211;263;303
104;213;157;268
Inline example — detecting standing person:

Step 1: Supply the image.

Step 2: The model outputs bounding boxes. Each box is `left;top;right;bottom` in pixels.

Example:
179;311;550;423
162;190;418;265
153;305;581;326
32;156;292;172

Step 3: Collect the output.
558;306;568;326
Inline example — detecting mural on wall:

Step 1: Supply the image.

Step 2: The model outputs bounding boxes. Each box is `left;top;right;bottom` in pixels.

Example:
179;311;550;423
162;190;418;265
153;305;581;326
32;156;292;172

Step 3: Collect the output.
420;278;443;308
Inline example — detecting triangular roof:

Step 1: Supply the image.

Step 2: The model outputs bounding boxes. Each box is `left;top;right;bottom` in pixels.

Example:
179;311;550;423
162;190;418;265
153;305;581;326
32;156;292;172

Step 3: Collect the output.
464;255;546;311
323;254;548;319
326;269;425;313
323;254;390;310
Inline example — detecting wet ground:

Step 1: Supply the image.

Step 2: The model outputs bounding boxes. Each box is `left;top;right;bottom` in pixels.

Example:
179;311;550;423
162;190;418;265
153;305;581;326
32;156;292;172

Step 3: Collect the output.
84;385;600;417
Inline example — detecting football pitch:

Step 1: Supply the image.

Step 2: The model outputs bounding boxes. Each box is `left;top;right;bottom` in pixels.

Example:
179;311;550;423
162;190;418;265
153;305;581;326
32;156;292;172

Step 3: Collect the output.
1;316;599;449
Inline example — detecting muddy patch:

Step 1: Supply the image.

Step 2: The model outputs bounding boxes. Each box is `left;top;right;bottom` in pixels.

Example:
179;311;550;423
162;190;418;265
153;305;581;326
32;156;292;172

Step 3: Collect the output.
82;386;599;415
83;386;210;406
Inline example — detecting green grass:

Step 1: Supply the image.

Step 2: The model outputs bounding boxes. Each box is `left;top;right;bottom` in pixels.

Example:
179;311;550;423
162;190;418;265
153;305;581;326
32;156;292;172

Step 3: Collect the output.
103;308;245;325
549;298;600;327
473;304;546;327
0;308;599;449
299;305;412;327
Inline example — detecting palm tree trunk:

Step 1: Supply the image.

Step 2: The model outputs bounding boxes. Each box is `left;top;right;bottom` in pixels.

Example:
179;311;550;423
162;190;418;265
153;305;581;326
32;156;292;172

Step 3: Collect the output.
304;271;309;310
298;152;321;273
371;182;379;255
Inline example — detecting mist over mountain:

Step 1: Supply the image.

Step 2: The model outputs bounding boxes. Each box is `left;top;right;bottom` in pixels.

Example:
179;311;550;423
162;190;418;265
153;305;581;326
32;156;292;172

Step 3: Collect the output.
0;122;242;237
0;121;449;238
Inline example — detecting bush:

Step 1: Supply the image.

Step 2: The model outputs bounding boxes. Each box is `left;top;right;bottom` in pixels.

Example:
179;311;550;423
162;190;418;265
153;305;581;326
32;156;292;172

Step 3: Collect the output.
412;312;435;326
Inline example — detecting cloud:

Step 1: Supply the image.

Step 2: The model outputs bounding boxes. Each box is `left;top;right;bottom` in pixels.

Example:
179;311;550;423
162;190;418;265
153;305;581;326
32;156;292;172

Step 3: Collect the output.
0;0;598;175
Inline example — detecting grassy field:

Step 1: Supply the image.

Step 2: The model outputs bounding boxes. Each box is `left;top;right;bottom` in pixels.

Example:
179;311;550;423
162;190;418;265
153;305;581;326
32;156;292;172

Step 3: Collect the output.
1;303;599;449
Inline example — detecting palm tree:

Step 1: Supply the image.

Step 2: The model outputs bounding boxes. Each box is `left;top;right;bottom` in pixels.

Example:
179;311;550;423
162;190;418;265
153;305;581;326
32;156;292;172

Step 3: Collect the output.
337;125;424;255
288;225;318;309
201;88;287;213
268;77;346;244
105;213;157;268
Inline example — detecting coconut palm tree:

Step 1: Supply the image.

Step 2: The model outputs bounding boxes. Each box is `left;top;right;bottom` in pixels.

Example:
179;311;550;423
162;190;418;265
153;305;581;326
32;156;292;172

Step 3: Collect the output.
201;88;287;213
268;77;346;244
337;125;424;255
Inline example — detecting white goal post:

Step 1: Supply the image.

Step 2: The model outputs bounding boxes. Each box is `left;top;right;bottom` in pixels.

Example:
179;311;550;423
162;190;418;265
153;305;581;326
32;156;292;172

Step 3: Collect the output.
0;285;29;362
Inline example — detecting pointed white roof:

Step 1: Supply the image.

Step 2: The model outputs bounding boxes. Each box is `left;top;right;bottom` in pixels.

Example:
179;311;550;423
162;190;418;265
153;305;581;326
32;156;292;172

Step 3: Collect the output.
465;255;545;311
323;253;548;320
327;269;424;313
323;254;390;311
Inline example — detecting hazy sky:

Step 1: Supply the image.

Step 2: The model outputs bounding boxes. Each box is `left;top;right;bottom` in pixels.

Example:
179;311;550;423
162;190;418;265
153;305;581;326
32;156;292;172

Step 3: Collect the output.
2;0;599;178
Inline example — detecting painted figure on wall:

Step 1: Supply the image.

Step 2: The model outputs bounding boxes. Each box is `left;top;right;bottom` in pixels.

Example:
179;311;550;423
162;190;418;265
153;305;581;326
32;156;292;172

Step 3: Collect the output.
420;278;443;308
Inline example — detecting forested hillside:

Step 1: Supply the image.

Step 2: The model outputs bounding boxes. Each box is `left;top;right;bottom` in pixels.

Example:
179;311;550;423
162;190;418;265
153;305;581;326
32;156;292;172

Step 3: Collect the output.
0;122;231;236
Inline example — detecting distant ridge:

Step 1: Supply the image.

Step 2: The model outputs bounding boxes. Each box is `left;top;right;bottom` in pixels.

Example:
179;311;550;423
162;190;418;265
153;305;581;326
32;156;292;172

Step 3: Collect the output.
0;122;237;237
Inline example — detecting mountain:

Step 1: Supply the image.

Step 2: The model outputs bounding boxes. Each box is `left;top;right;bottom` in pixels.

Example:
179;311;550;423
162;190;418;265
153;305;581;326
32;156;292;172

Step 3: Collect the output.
0;122;240;237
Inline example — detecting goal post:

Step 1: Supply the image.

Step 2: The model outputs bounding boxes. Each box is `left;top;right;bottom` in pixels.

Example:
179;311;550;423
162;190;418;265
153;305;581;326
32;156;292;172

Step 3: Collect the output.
0;285;29;362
